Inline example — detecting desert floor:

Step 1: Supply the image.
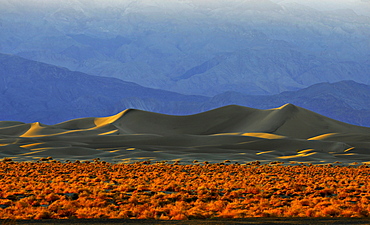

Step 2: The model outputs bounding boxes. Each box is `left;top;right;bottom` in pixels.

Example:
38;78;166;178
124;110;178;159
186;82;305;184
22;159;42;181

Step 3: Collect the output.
3;218;370;225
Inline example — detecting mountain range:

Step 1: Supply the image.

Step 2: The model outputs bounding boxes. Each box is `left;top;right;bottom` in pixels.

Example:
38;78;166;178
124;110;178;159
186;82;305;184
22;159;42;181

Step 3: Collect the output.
1;53;370;127
0;0;369;96
0;53;207;124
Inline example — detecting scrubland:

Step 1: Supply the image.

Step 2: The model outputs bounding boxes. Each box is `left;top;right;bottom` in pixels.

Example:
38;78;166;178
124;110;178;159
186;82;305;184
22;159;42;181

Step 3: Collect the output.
0;160;369;220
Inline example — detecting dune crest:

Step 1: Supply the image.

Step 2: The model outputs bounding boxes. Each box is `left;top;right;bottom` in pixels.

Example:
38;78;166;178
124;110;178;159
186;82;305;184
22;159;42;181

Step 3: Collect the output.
1;104;370;164
20;122;44;138
94;109;130;127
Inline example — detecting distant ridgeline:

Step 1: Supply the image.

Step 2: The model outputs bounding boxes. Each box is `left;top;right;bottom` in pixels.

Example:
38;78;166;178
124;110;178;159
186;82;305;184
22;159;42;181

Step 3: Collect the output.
1;53;370;127
1;0;369;97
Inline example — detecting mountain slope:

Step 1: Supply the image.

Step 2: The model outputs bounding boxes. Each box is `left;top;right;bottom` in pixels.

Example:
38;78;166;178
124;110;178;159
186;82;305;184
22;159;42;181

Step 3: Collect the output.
0;0;369;95
0;53;207;124
2;53;370;127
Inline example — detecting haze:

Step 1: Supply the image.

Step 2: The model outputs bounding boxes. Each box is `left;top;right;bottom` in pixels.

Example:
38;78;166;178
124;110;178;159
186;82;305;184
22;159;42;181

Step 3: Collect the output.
0;0;370;125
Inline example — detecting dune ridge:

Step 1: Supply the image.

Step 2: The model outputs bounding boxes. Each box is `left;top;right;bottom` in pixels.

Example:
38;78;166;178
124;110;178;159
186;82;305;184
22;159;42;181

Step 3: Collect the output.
0;104;369;164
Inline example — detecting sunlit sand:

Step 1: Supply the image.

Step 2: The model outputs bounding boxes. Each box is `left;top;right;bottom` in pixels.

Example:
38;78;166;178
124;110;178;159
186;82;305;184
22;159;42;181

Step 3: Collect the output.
0;104;369;164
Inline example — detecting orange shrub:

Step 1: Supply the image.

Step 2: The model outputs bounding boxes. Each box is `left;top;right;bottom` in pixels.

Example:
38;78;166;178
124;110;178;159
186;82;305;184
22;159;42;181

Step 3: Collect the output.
0;161;369;219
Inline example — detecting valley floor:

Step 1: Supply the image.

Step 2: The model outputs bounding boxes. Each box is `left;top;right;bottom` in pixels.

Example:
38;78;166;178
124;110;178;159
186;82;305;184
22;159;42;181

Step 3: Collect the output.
3;218;370;225
0;162;369;221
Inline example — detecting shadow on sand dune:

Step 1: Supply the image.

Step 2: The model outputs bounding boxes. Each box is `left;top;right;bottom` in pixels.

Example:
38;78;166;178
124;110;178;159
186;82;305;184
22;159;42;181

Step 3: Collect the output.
1;104;370;164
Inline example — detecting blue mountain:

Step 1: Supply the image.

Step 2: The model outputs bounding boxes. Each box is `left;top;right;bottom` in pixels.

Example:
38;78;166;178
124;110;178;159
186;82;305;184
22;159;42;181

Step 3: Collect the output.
0;53;207;124
1;53;370;127
1;0;369;96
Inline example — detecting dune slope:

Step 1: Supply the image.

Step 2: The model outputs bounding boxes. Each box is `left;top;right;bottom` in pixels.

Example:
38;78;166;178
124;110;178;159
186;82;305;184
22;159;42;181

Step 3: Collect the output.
0;104;369;164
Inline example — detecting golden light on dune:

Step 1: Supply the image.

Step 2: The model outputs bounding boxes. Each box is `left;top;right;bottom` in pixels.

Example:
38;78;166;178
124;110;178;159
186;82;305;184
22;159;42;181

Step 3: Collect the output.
18;150;46;156
256;150;274;155
297;149;314;154
20;143;44;148
19;110;129;138
334;153;358;156
94;109;129;127
269;103;292;110
20;122;43;138
307;133;338;140
211;133;242;136
277;149;316;159
20;122;80;138
211;132;284;139
242;133;285;139
98;130;119;136
344;147;355;152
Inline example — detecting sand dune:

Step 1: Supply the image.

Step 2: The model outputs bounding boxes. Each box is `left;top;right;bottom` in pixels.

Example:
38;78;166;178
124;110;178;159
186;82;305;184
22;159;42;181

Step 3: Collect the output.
0;104;370;164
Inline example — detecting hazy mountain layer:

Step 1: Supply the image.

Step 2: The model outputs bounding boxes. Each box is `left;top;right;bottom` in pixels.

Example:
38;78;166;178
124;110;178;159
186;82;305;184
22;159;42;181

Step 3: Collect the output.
0;0;369;95
0;53;207;124
1;104;369;164
1;53;370;127
204;80;370;126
